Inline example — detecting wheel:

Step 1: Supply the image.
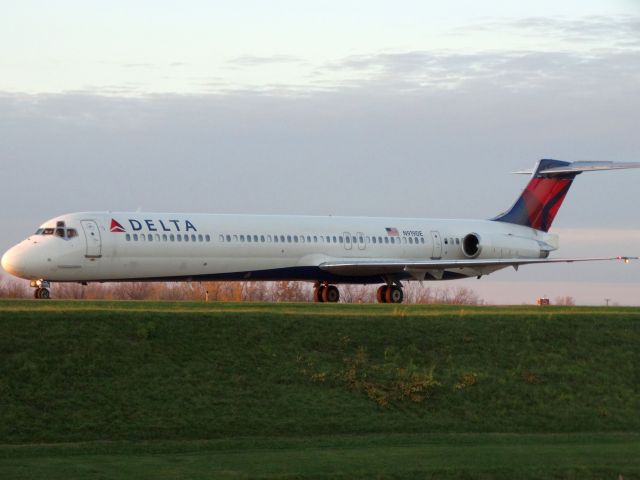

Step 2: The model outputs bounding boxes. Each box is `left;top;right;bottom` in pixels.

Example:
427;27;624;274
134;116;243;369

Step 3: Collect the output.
322;285;340;303
376;285;388;303
313;285;325;303
34;288;42;299
385;285;404;304
40;288;50;299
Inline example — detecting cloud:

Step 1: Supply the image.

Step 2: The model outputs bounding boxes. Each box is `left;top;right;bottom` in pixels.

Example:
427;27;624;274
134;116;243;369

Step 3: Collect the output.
462;15;640;49
227;54;302;67
324;48;640;94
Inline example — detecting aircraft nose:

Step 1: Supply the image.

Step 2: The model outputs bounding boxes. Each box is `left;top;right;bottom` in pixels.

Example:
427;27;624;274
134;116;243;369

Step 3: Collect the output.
1;245;30;279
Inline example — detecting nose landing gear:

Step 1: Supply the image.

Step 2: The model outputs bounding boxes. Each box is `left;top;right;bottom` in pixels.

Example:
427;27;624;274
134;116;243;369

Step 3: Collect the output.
30;280;51;300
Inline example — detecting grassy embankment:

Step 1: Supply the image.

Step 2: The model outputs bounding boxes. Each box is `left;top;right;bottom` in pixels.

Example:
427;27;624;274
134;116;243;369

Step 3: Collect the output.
0;300;638;479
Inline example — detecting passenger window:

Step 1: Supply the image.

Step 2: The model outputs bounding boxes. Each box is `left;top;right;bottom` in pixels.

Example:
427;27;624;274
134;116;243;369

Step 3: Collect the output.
408;237;413;244
359;236;363;243
444;238;448;244
126;234;131;241
327;236;331;243
307;235;311;243
163;234;168;241
352;236;357;243
300;236;305;243
313;236;317;242
170;234;175;241
219;234;224;242
294;235;299;243
280;235;285;242
345;236;350;243
198;234;203;242
366;236;370;243
177;235;182;242
191;235;196;242
253;235;258;242
148;235;153;242
287;235;292;243
133;234;139;241
274;235;278;243
384;237;389;244
185;235;190;242
267;235;272;242
372;236;377;244
240;235;245;242
333;236;337;243
226;235;231;242
247;235;251;243
261;235;265;242
233;235;238;242
456;238;460;245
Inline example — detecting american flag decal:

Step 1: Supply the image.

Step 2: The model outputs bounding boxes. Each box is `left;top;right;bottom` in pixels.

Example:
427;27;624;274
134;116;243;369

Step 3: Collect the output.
385;227;399;236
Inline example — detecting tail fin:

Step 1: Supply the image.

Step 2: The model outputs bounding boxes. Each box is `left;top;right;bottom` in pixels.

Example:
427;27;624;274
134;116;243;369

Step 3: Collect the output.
492;159;640;232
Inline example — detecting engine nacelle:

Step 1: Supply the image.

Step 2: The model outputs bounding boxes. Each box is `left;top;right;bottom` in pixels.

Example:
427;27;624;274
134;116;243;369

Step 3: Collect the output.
462;232;550;259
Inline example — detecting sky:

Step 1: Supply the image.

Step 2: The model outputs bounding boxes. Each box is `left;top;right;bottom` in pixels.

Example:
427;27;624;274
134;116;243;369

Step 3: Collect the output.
1;0;639;304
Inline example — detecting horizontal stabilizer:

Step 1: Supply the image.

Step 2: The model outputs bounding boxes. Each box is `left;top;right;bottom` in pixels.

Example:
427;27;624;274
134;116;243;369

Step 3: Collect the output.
514;161;640;176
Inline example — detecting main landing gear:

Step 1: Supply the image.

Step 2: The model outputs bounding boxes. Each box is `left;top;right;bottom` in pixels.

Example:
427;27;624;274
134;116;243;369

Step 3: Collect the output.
376;284;404;304
30;280;51;300
313;282;340;303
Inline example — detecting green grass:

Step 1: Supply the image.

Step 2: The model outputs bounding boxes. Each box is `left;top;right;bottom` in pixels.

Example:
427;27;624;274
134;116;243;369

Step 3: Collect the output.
0;300;639;478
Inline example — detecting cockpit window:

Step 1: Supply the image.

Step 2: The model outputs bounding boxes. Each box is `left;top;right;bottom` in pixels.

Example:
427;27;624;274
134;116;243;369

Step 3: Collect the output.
38;226;78;239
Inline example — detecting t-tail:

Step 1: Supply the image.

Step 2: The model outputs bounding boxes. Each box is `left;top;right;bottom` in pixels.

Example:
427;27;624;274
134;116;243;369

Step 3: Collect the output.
492;159;640;232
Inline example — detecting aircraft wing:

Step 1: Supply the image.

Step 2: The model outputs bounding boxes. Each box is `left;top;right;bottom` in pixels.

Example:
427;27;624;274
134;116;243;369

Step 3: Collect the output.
319;256;636;279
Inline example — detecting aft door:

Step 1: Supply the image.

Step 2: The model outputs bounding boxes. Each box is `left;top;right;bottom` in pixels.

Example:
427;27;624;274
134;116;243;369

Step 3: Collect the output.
430;230;442;259
81;220;102;258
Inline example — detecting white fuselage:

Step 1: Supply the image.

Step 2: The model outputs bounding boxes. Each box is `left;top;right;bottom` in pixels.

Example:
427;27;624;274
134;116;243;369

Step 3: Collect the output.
1;212;556;284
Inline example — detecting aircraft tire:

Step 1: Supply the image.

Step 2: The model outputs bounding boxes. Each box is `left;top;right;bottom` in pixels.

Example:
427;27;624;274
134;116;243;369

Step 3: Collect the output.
40;288;50;299
313;285;325;303
34;288;42;299
322;285;339;303
385;285;403;304
376;285;388;303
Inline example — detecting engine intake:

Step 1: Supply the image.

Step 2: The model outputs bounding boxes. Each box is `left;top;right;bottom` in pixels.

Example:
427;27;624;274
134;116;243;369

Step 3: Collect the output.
462;233;481;258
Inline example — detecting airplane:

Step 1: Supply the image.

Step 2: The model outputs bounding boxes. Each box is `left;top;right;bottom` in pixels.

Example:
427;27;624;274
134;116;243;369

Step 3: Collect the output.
2;159;639;302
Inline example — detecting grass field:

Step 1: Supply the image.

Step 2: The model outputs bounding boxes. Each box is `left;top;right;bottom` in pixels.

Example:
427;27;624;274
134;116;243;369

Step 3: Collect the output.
0;300;638;479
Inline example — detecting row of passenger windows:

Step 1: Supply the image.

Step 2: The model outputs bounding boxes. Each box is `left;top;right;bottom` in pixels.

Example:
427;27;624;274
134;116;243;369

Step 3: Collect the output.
125;233;211;243
218;233;427;245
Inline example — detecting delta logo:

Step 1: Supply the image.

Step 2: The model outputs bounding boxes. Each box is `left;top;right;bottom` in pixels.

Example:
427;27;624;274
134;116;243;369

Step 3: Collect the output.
110;219;126;233
110;218;198;233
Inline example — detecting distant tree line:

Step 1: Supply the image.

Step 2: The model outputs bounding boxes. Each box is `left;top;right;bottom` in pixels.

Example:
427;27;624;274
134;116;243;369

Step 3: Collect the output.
0;273;488;304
